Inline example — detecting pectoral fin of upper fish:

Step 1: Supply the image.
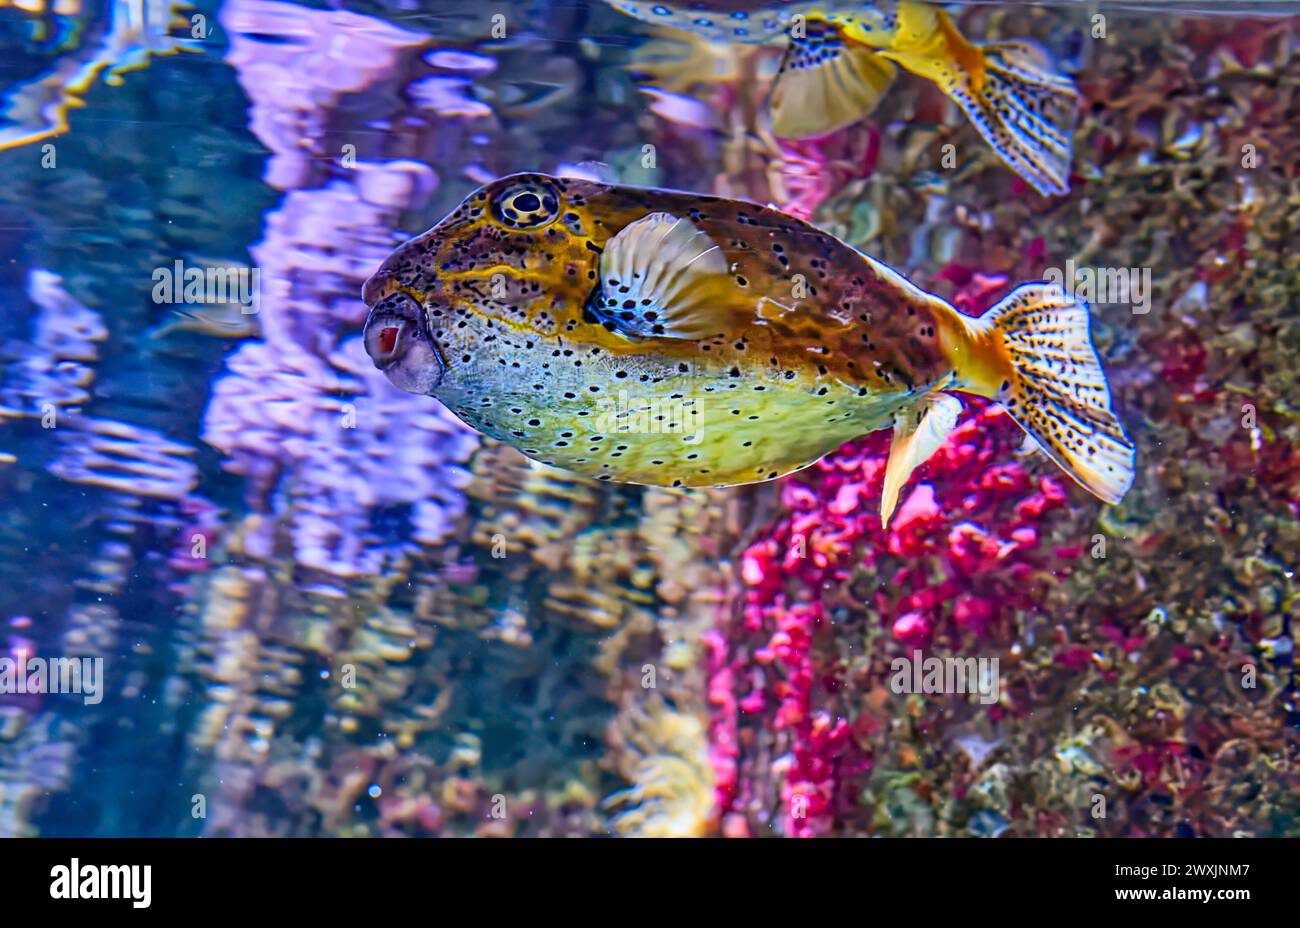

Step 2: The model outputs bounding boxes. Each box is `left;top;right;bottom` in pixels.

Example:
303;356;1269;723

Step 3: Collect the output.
881;392;963;528
588;211;734;339
769;19;896;139
876;5;1077;196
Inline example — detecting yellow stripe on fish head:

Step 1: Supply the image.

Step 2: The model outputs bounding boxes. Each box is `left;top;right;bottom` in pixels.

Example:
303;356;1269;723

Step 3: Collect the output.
364;173;599;334
360;172;705;399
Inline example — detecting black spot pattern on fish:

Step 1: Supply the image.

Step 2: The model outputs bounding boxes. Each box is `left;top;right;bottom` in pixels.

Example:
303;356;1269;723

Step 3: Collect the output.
363;171;959;490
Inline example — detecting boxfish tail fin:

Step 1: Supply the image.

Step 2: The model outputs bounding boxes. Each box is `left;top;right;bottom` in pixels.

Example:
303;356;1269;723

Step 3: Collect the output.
877;2;1077;196
967;284;1135;506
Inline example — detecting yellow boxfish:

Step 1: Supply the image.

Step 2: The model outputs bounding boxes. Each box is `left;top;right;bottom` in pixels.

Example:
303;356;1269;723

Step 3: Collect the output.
363;173;1133;525
608;0;1077;196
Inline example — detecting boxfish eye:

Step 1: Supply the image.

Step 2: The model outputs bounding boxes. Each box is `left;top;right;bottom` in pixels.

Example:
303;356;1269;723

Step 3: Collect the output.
365;314;408;368
492;181;560;229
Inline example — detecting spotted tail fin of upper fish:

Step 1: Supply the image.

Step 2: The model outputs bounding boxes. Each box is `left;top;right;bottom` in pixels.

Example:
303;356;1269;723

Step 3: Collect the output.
875;2;1077;196
962;284;1135;504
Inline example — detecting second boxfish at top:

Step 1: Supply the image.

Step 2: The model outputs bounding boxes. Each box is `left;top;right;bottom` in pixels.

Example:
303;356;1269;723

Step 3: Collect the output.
610;0;1078;196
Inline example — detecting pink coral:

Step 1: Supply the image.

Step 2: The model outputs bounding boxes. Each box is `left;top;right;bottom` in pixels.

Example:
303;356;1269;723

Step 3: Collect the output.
774;128;879;221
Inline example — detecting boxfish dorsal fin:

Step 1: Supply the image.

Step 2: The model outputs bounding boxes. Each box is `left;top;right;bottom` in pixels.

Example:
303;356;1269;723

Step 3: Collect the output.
588;212;732;339
881;393;963;528
770;18;895;139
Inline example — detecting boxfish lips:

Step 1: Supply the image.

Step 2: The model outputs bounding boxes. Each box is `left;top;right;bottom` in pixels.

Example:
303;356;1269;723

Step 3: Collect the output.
362;287;445;395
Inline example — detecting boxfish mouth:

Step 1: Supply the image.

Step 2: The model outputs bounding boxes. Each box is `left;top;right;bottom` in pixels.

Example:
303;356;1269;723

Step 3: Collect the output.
362;289;446;395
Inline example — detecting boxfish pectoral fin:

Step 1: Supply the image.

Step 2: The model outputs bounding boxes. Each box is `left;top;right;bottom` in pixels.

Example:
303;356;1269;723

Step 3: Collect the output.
768;17;896;139
587;211;736;339
881;392;964;528
875;2;1076;196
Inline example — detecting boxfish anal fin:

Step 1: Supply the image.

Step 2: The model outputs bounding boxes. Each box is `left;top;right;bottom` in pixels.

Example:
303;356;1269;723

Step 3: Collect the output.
586;211;733;339
881;393;963;528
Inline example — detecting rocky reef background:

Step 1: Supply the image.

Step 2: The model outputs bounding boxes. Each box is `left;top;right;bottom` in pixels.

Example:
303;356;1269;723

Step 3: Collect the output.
0;0;1295;836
